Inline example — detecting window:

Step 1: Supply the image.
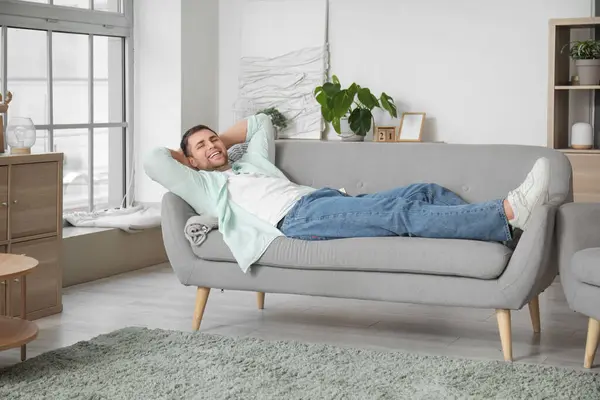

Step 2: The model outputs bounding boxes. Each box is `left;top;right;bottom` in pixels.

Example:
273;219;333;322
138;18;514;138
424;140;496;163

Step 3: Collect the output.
0;0;132;213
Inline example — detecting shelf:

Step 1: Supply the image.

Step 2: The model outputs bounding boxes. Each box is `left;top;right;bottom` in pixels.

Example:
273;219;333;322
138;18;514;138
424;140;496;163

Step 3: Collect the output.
557;149;600;154
550;17;600;28
555;86;600;90
0;316;38;351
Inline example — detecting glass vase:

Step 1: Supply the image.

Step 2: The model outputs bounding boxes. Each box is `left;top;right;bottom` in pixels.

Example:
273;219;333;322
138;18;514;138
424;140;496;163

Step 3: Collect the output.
6;117;36;155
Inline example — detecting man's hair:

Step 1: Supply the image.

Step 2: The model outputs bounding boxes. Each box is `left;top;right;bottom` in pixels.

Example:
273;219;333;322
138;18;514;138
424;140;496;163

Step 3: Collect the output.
180;124;217;157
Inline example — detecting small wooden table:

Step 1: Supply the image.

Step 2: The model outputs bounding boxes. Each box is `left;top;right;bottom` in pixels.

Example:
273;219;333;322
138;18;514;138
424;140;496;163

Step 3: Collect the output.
0;254;39;361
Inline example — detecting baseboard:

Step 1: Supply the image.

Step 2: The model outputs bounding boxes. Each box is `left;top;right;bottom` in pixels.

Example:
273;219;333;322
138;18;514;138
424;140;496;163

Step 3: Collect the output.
28;304;63;321
62;227;168;287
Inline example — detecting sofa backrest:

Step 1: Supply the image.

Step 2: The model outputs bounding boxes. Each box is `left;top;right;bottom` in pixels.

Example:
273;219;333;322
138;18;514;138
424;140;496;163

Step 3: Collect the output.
274;141;572;205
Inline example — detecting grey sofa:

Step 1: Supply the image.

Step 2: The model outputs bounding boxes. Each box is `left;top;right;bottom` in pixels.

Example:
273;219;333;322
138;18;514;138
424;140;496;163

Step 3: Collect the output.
161;141;572;362
557;203;600;368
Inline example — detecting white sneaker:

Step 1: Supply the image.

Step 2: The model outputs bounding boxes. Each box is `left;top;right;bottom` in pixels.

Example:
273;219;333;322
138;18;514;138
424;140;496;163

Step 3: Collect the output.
506;157;550;231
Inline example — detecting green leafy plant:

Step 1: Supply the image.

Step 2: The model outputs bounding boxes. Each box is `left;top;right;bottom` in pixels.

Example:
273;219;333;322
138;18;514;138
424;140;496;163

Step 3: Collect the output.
257;107;288;130
314;75;398;136
562;39;600;60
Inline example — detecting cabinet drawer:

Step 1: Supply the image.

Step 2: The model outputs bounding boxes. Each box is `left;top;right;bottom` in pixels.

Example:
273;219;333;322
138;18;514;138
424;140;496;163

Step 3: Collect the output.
9;237;60;317
566;154;600;202
10;162;59;239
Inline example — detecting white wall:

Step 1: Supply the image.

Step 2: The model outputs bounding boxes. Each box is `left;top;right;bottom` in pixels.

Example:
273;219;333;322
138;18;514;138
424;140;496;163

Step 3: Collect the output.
219;0;592;145
134;0;182;203
181;0;219;131
219;0;244;130
134;0;218;204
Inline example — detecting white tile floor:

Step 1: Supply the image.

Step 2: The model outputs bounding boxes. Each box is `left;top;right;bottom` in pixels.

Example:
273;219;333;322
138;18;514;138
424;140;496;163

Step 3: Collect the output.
0;263;596;372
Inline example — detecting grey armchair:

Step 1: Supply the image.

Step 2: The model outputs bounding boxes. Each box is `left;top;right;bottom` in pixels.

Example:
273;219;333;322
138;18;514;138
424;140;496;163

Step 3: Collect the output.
557;203;600;369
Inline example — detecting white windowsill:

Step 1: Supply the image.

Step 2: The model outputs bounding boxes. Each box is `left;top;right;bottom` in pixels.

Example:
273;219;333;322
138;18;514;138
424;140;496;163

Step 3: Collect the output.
63;226;117;239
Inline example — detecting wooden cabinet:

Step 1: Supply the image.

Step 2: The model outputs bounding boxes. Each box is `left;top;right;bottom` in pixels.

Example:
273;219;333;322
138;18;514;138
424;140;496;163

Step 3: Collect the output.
0;153;63;320
9;238;60;317
0;245;6;316
566;154;600;202
0;167;8;243
10;163;59;239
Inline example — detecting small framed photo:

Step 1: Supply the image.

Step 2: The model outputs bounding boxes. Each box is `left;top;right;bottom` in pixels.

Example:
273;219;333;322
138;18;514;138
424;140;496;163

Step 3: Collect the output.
374;126;396;142
398;112;426;142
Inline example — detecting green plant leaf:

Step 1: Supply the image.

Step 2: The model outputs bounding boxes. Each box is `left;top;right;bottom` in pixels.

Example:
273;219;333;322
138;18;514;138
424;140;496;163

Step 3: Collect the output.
314;86;323;96
332;116;341;134
332;75;340;85
256;107;288;129
333;89;354;118
315;91;328;108
371;94;381;108
321;106;334;123
347;83;358;100
562;39;600;60
348;108;372;135
357;87;380;110
323;82;341;97
380;92;398;118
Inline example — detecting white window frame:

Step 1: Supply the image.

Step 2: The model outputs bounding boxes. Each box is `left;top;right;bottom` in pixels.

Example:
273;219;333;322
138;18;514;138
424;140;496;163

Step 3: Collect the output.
0;0;134;211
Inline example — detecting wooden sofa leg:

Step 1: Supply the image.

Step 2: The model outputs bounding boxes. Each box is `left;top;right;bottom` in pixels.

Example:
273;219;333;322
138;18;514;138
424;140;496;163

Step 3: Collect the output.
584;318;600;369
528;295;541;333
257;292;265;310
192;287;211;331
496;309;513;362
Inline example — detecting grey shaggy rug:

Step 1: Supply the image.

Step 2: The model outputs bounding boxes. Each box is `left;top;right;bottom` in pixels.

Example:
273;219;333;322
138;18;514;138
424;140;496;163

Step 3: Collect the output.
0;327;598;400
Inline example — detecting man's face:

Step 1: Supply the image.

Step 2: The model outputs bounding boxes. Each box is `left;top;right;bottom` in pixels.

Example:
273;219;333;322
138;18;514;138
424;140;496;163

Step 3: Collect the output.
186;129;228;170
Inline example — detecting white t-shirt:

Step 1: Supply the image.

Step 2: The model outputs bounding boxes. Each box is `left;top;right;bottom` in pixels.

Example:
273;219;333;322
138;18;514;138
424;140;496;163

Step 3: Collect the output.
223;170;316;226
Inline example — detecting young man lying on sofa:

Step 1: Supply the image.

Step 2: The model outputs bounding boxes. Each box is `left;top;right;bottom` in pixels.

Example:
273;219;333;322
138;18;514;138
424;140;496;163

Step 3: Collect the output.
144;114;550;273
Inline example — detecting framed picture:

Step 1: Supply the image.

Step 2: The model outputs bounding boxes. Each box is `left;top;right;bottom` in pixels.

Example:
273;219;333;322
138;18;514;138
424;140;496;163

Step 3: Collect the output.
374;126;396;142
398;112;426;142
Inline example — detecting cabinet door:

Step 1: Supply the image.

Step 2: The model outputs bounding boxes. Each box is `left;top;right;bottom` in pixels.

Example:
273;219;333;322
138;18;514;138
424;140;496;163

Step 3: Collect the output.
0;245;6;316
10;162;59;239
10;237;60;318
0;167;8;242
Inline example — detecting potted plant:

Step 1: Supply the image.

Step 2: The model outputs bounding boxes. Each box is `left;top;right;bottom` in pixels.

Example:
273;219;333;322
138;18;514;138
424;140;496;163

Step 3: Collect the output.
256;107;288;132
562;39;600;85
314;75;397;141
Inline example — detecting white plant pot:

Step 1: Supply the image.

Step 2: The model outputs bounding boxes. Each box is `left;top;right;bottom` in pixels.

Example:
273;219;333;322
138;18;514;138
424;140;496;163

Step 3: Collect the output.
339;118;352;134
575;60;600;85
338;118;367;142
571;122;594;149
341;133;365;142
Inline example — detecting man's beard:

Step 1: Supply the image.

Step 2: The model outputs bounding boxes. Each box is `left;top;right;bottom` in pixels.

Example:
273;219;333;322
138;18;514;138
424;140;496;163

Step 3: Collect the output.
209;157;229;171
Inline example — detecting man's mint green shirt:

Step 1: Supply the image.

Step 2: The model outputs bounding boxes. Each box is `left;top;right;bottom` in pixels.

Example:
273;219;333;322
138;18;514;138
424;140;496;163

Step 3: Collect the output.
144;114;314;273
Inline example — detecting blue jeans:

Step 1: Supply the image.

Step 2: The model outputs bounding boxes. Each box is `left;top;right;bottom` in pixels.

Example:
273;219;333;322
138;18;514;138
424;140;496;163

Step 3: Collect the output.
279;183;512;242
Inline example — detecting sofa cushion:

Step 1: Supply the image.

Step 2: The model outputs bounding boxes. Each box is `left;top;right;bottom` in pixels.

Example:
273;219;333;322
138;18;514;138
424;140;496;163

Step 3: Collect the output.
572;248;600;287
192;232;513;280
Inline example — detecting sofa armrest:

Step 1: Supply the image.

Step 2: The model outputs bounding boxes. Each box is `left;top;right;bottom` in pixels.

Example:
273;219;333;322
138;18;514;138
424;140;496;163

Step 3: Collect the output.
557;202;600;275
161;192;201;285
496;204;557;308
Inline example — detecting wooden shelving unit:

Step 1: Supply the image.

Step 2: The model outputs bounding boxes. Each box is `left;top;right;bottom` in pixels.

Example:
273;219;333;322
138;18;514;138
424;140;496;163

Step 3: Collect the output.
0;153;63;321
555;85;600;90
558;148;600;154
548;18;600;202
